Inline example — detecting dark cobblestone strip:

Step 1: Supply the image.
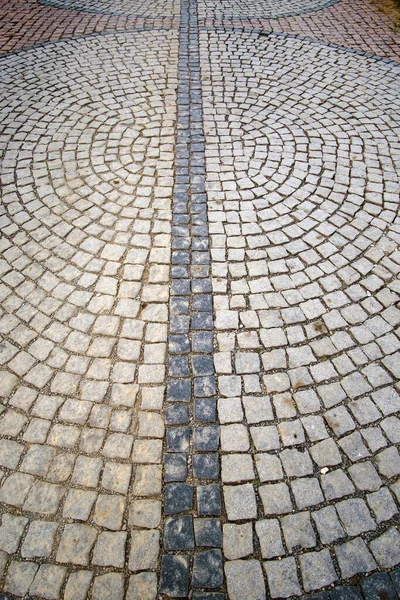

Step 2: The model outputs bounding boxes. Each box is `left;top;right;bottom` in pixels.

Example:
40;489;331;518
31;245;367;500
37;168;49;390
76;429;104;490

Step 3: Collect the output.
159;0;224;597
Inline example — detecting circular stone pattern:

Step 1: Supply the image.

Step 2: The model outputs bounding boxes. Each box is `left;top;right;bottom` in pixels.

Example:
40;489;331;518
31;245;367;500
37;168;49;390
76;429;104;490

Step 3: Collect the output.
201;31;400;595
0;31;176;595
38;0;179;17
197;0;340;20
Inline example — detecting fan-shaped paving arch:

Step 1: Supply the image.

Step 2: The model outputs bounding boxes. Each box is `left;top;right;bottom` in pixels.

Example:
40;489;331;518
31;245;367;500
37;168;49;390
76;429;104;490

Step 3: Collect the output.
0;30;177;598
201;30;400;595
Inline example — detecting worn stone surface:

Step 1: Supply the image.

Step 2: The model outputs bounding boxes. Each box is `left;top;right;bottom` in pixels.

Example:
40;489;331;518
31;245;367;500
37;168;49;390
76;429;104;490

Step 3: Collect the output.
0;0;400;596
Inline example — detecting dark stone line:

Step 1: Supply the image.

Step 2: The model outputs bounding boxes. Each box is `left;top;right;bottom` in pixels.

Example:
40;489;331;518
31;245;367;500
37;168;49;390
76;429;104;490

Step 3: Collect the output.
159;0;223;593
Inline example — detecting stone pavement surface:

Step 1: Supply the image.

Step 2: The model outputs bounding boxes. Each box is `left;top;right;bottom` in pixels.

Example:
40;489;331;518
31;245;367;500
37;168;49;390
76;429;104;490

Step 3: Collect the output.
0;0;399;597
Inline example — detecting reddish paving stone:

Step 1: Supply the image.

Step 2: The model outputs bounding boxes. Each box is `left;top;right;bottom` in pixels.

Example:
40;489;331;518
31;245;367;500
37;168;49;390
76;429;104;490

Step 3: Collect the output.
0;0;177;54
200;0;400;62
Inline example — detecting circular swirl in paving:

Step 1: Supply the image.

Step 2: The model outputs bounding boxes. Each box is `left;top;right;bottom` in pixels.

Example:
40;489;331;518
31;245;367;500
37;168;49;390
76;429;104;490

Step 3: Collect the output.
0;31;176;596
197;0;340;20
38;0;179;17
201;30;400;595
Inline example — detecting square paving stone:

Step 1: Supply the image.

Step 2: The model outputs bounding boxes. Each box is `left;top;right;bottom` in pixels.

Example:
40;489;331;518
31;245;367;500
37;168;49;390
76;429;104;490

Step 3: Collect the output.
259;482;293;515
29;564;67;599
165;516;194;550
159;555;189;598
93;494;125;530
336;498;376;536
226;560;266;600
193;453;219;479
299;549;338;592
194;426;220;450
224;484;257;520
23;481;65;515
0;473;34;507
311;506;345;544
348;461;382;491
291;477;324;509
63;489;97;521
335;538;377;578
126;573;157;600
223;522;253;560
264;557;301;598
193;549;223;588
56;524;97;565
281;512;316;551
255;454;283;482
92;573;124;600
165;405;189;425
280;448;313;477
369;527;400;568
92;531;127;568
64;571;93;600
0;514;28;554
129;500;161;529
165;483;193;514
194;519;222;548
198;484;221;516
167;379;191;402
129;530;159;572
21;520;57;558
255;519;285;559
4;561;38;597
195;397;217;422
164;453;187;482
320;468;355;500
221;453;254;483
167;427;190;452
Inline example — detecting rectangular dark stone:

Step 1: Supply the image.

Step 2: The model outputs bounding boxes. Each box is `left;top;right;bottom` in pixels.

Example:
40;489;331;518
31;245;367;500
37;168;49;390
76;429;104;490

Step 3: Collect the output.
194;426;220;451
193;550;223;588
195;397;217;423
197;484;221;516
164;453;187;482
165;405;190;425
170;315;190;334
361;574;397;600
167;426;190;453
192;312;213;330
169;334;190;354
194;518;222;548
193;454;219;479
170;298;190;315
165;483;194;514
167;379;191;402
165;516;194;550
194;375;216;398
160;555;190;597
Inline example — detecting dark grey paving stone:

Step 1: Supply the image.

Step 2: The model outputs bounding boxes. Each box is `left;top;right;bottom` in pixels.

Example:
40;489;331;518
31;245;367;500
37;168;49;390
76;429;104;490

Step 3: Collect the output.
361;573;398;600
197;484;221;516
164;483;194;514
330;586;363;600
159;555;190;598
192;549;224;588
164;453;187;482
193;454;219;479
194;518;222;547
165;516;194;550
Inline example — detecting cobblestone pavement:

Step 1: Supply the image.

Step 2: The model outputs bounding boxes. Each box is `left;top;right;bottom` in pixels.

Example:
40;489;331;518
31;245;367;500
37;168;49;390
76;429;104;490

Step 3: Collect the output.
0;0;399;597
